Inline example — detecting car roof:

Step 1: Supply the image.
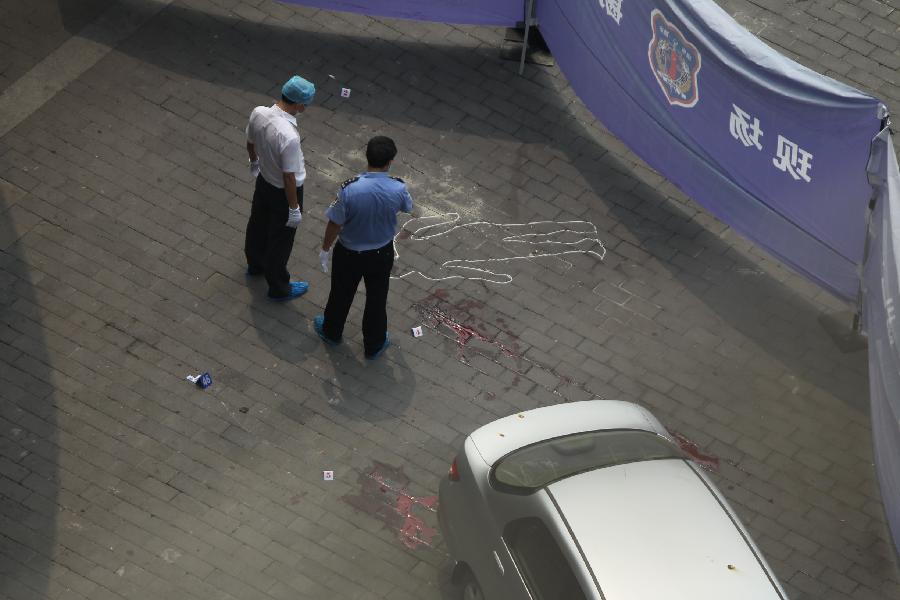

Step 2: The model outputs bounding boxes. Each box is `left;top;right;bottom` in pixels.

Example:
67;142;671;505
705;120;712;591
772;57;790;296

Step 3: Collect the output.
546;459;785;600
469;400;667;467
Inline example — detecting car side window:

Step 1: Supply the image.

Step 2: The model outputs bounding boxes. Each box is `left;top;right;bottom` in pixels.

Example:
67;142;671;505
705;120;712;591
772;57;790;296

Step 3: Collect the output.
504;517;588;600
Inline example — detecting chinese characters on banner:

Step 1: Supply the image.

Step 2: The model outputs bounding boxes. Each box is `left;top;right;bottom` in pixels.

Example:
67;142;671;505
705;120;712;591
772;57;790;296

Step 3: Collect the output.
728;104;762;150
730;104;814;183
773;135;814;182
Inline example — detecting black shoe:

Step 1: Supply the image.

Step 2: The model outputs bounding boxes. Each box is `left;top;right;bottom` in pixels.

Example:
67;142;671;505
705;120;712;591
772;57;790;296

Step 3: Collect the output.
365;333;391;360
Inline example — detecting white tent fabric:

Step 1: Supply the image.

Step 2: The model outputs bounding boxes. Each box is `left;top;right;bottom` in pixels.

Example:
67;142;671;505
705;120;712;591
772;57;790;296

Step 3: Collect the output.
863;125;900;552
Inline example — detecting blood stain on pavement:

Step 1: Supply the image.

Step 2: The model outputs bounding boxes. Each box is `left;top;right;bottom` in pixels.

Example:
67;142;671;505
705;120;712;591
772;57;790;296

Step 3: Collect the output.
412;290;599;403
413;289;523;364
669;430;720;472
343;461;439;550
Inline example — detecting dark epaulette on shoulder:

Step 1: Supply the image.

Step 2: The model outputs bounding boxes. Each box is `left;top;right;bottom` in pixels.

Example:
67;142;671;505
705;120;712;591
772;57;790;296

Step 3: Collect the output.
390;176;405;184
341;176;360;189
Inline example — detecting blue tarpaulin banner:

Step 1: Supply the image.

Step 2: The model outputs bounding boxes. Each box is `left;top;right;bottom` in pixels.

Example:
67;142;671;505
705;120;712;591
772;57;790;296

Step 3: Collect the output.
278;0;522;25
863;126;900;553
536;0;882;300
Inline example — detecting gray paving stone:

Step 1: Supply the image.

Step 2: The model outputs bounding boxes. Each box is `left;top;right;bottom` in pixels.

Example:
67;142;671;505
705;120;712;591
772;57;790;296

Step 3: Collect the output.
1;1;899;600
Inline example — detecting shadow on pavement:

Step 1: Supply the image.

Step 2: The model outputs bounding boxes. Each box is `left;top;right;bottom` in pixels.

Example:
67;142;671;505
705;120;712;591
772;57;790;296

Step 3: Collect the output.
318;340;416;422
55;0;116;32
244;284;415;423
0;186;57;600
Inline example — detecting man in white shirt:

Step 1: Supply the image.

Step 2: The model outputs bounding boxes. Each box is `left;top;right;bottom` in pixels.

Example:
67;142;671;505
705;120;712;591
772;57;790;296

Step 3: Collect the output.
244;75;315;300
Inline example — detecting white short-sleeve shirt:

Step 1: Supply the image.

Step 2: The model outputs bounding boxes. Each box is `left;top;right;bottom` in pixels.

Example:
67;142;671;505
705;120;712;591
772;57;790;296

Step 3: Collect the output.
245;104;305;188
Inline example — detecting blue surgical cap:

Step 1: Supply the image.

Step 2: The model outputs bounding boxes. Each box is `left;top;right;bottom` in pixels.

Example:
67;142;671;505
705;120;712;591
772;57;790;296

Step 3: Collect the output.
282;75;315;104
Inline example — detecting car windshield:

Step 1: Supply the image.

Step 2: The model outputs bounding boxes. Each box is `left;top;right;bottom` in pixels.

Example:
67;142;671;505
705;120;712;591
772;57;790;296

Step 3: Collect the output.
492;429;683;492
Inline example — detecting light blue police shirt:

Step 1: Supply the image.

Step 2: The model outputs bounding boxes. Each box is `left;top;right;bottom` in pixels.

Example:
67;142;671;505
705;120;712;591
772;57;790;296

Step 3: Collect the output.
325;172;414;251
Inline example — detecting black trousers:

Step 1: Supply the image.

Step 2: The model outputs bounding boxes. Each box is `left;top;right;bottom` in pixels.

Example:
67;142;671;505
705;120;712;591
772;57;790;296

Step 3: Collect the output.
323;241;394;356
244;176;303;298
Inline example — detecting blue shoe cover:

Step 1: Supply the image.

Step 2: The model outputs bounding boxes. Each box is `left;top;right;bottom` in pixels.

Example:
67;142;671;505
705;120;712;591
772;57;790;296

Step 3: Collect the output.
269;281;308;301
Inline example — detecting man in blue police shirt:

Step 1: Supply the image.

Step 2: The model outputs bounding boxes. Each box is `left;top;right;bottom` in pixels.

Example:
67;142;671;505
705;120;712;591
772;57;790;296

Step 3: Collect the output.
314;136;414;359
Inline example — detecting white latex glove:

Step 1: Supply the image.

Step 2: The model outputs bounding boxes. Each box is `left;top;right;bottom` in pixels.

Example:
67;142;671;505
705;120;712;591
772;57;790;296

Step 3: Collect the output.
319;249;330;273
286;207;302;228
249;159;260;179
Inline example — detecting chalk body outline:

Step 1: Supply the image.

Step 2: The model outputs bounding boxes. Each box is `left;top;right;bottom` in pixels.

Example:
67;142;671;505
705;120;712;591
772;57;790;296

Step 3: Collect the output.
392;213;606;283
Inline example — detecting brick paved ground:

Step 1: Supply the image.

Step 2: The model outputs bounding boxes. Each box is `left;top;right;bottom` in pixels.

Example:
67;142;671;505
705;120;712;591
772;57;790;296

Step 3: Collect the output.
1;1;899;599
722;0;900;122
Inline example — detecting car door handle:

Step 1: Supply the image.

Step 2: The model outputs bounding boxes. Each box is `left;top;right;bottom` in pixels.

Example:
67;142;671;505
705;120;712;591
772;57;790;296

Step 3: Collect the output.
493;550;505;575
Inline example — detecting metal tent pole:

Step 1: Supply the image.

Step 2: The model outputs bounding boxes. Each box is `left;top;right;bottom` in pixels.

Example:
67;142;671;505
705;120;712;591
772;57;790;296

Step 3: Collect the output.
518;0;537;76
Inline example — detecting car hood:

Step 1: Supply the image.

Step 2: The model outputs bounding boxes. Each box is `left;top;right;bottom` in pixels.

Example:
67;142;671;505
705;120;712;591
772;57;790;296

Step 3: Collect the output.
547;459;786;600
469;400;666;466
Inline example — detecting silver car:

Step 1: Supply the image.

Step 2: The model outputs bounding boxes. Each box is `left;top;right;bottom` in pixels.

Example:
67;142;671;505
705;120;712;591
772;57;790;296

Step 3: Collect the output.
438;400;788;600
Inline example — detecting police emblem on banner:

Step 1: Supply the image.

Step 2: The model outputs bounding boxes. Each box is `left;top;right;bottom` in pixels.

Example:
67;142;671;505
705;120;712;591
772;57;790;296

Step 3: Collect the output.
648;9;701;108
